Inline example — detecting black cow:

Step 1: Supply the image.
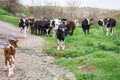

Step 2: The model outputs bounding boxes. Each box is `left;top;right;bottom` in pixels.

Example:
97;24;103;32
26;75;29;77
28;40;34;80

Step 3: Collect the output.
56;24;68;50
81;18;93;35
35;19;51;36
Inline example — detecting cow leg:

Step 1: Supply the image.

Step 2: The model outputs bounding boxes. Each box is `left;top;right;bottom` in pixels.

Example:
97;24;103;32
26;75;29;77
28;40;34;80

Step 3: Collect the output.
20;28;23;38
8;65;13;77
110;27;114;36
53;29;56;38
57;40;60;50
8;56;15;77
82;28;86;35
61;40;65;50
84;30;86;35
4;58;9;70
23;27;27;38
106;28;109;36
8;60;13;77
46;29;49;36
87;26;90;35
87;29;89;35
35;27;37;35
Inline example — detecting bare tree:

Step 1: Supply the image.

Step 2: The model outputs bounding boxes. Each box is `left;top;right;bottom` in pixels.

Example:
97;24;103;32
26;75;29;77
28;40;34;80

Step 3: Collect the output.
67;0;81;19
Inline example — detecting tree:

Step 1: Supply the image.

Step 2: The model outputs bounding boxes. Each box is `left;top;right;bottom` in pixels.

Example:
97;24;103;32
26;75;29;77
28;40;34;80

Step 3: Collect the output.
0;0;20;14
67;0;81;19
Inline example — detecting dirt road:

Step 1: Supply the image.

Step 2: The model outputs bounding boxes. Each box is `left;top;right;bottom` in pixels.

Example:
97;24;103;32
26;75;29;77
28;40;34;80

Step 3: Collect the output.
0;20;76;80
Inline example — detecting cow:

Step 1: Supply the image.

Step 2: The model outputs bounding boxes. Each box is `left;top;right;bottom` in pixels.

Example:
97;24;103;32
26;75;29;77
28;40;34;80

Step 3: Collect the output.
74;19;79;26
19;18;27;38
81;18;93;35
4;39;18;77
105;18;116;36
66;20;76;35
56;23;68;50
98;18;116;36
50;19;62;38
42;19;51;36
98;18;107;31
34;18;51;36
29;18;37;35
25;18;30;31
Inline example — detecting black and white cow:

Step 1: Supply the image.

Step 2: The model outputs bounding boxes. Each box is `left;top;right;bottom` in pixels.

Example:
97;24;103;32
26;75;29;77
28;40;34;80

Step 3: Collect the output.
50;19;62;38
56;23;68;50
81;18;93;35
19;18;28;38
105;18;116;36
98;18;116;36
98;19;106;30
25;18;30;31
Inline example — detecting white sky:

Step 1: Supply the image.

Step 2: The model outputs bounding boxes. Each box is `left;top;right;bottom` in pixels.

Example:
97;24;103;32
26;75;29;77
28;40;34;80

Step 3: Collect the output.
18;0;120;10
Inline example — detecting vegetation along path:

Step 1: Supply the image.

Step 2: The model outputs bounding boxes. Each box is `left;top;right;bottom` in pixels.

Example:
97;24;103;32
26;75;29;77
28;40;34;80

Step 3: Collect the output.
0;20;76;80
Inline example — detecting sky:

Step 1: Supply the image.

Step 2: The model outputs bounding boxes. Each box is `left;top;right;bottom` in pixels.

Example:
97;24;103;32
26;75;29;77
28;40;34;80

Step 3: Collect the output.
18;0;120;10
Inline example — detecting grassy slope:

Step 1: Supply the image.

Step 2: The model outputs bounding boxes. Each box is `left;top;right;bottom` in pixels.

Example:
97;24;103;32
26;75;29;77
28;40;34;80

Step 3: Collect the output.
43;25;120;80
0;7;19;26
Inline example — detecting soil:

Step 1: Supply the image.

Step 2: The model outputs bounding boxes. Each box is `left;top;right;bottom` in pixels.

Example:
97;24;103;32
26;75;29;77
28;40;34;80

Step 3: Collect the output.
0;20;76;80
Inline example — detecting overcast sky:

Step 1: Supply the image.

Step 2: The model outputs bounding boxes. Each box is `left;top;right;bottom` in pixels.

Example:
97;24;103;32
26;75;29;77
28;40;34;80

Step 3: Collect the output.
19;0;120;10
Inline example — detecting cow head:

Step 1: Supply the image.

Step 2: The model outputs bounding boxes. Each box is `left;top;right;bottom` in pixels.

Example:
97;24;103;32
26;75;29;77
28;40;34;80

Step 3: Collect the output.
9;39;18;48
87;18;93;25
19;18;26;27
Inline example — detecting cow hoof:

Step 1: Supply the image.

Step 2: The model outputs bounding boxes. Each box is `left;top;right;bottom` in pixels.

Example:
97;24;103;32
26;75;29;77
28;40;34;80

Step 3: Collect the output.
8;74;14;77
57;49;60;50
4;66;8;71
57;47;60;50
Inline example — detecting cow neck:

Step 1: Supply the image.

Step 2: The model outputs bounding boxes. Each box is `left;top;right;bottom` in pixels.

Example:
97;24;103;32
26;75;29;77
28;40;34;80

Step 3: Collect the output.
6;43;15;49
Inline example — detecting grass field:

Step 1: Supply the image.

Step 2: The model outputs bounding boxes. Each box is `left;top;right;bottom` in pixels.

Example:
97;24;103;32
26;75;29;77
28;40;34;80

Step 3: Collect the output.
43;25;120;80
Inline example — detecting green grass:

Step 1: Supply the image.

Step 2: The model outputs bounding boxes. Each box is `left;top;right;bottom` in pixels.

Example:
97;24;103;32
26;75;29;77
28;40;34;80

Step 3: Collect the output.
0;7;19;26
43;25;120;80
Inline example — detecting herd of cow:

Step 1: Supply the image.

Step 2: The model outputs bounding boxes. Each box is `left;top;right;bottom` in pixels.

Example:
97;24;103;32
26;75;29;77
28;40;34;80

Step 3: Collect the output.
3;17;116;77
18;17;116;50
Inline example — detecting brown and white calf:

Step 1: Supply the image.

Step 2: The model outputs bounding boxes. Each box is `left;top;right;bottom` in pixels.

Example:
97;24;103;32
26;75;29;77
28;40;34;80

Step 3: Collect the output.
4;39;18;77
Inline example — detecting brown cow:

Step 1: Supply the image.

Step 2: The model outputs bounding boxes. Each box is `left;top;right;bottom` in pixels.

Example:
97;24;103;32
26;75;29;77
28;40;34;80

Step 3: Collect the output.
66;20;76;35
4;39;18;77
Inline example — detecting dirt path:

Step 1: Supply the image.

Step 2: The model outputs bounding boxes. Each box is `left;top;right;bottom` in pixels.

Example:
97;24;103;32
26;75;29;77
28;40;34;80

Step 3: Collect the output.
0;20;76;80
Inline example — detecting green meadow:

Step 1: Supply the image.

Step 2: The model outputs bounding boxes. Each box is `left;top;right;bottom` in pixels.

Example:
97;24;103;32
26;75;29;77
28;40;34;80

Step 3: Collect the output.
43;25;120;80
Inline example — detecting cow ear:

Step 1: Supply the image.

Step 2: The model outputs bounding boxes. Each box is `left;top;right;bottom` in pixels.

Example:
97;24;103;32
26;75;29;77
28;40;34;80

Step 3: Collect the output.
9;39;11;42
16;39;19;42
